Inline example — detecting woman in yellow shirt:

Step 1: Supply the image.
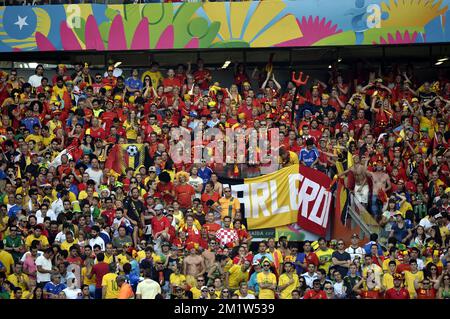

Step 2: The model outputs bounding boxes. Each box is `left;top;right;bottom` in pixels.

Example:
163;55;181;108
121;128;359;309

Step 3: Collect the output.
123;110;139;142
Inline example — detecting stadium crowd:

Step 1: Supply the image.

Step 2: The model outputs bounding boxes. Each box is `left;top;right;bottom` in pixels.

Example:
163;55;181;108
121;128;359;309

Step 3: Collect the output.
0;57;449;299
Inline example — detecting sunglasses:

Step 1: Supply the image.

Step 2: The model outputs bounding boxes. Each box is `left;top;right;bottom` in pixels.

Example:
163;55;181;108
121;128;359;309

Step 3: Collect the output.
325;287;333;290
263;264;270;267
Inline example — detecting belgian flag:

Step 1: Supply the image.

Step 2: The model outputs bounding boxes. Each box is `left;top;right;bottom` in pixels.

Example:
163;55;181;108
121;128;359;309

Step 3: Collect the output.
105;144;151;175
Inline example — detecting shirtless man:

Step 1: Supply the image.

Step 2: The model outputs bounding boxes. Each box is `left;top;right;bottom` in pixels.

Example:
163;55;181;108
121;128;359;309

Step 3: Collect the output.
201;240;216;270
335;154;369;207
183;246;206;278
352;155;370;207
367;161;391;218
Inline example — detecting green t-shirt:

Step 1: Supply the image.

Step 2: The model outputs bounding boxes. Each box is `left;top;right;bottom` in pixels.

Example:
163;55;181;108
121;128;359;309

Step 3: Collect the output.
3;235;24;262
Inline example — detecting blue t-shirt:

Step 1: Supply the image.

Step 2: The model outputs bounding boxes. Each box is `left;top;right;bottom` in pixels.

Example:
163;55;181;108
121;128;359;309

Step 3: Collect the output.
198;166;213;184
125;77;143;91
248;272;260;295
363;241;383;256
295;253;306;274
299;147;319;167
43;282;67;296
8;205;22;218
391;220;412;242
21;117;41;134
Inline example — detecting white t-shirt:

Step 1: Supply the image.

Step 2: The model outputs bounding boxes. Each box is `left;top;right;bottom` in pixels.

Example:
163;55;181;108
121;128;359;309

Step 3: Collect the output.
36;209;57;224
89;236;106;251
345;246;366;262
63;287;82;299
189;176;204;198
55;230;74;245
333;281;346;299
51;198;64;217
35;255;52;283
419;216;434;230
85;168;103;189
136;279;161;299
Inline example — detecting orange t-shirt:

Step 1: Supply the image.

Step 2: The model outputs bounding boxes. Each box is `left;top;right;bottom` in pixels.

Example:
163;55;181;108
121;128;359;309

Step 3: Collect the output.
118;283;134;299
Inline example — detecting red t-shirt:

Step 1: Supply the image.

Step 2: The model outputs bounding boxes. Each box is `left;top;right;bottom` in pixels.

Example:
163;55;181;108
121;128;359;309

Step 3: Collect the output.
101;209;116;226
174;184;196;209
201;192;220;212
360;290;381;299
193;69;211;90
91;262;110;288
156;182;175;205
303;289;327;299
305;252;320;267
151;215;171;236
162;77;182;89
416;288;436;299
385;288;410;299
203;222;221;235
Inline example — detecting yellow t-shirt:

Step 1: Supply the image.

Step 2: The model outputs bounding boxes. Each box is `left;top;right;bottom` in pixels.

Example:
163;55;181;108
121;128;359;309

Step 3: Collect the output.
382;272;395;290
278;273;299;299
103;253;115;265
404;270;424;298
218;197;240;219
7;273;29;291
42;133;56;147
190;287;201;299
141;70;163;88
61;239;79;252
25;234;49;249
117;254;129;274
25;134;43;151
315;248;334;273
256;272;277;299
101;272;120;299
81;267;96;286
439;225;450;243
419;116;437;138
227;264;249;290
123;121;139;140
170;273;186;287
224;259;233;273
382;258;400;273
